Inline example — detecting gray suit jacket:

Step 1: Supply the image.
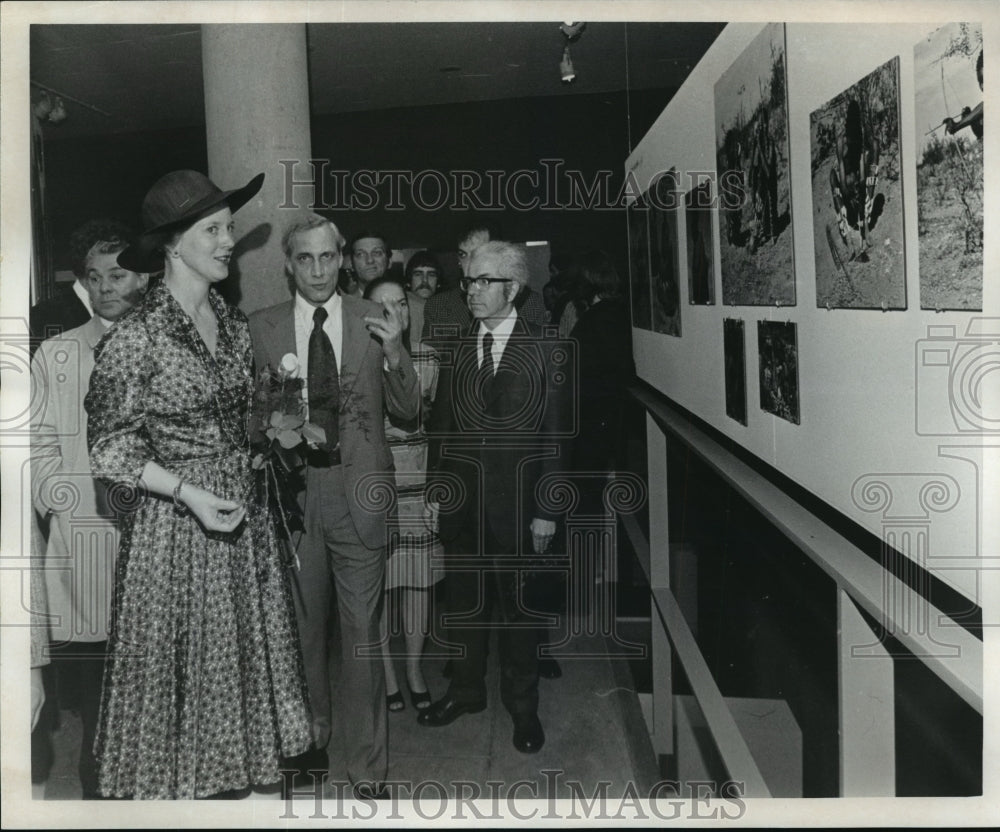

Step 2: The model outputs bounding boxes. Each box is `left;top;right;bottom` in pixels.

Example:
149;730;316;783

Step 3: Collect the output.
248;293;419;549
31;314;117;643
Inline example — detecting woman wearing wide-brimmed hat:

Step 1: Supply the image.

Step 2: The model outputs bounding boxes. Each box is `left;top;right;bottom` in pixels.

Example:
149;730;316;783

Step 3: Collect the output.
84;170;312;799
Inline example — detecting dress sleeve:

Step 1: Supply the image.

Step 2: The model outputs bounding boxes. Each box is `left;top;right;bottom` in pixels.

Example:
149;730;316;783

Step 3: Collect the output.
85;316;155;484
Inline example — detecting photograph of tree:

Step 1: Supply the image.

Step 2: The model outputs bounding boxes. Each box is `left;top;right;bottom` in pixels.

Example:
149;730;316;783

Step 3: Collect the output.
714;22;794;306
685;180;716;307
758;320;799;424
810;56;906;309
628;199;652;330
914;23;983;311
651;173;682;335
724;318;747;425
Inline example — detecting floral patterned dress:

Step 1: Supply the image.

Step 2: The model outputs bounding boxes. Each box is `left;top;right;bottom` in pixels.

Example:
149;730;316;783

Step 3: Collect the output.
85;281;312;799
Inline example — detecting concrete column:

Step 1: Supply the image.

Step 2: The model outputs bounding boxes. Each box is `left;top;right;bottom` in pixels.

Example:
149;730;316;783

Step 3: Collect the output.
202;24;315;315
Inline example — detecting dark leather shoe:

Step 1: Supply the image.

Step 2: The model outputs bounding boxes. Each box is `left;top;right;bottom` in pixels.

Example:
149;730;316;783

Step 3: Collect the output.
512;714;545;753
417;695;487;727
280;747;328;799
538;657;562;679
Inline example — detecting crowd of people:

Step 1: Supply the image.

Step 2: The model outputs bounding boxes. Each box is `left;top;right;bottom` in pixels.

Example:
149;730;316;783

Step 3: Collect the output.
28;168;636;801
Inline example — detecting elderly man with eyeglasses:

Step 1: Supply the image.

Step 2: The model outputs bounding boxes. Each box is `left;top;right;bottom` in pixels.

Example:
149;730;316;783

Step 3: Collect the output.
419;240;571;754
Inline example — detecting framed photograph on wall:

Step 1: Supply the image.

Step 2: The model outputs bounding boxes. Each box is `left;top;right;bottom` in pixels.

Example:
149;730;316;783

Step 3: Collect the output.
757;320;799;424
685;180;716;307
914;23;983;311
810;56;906;310
651;171;682;335
714;22;795;306
724;318;747;425
627;199;652;330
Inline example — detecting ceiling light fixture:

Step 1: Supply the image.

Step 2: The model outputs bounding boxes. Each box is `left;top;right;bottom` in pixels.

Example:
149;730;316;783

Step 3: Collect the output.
559;21;585;84
560;46;576;84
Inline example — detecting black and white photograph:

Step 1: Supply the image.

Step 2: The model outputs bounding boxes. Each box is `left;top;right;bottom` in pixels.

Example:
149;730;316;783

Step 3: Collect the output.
714;22;794;306
650;172;682;335
914;22;983;311
2;6;995;829
685;180;716;307
723;317;747;425
757;320;799;424
628;199;653;330
810;57;906;309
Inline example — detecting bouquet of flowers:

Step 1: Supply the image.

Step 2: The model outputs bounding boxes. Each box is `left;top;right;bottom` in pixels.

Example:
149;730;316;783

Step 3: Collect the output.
249;353;325;566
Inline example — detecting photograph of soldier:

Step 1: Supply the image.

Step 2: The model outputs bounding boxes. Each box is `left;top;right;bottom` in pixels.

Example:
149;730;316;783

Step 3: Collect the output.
914;23;983;311
757;320;800;425
714;22;794;305
810;57;905;309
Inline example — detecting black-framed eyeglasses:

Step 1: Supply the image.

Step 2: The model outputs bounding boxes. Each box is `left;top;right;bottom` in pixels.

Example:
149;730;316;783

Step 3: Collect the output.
459;277;513;292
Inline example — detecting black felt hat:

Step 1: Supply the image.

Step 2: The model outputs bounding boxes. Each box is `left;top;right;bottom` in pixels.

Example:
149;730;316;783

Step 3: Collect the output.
117;169;264;273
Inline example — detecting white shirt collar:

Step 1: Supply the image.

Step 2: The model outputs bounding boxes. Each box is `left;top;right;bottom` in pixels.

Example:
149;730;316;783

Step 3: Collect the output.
73;279;94;315
295;290;341;321
478;305;518;341
478;306;518;371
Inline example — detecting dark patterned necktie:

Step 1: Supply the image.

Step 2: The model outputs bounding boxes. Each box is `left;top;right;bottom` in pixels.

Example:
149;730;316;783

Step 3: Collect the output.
482;331;495;376
308;306;339;450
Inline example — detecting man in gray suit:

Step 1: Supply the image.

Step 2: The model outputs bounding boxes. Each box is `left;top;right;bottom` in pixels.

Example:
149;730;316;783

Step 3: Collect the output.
248;213;418;799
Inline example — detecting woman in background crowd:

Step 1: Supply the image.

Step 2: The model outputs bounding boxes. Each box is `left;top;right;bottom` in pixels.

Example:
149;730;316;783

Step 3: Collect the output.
364;275;442;712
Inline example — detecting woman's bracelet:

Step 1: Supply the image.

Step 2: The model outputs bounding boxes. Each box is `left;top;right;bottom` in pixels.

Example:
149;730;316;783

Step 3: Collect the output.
172;478;187;513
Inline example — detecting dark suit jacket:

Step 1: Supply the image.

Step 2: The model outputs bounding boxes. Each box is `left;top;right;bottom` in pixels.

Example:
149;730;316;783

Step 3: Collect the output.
248;293;419;549
427;316;572;552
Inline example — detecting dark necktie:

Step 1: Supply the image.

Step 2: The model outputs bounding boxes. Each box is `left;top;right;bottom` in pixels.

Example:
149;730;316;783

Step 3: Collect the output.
482;331;495;376
308;306;340;450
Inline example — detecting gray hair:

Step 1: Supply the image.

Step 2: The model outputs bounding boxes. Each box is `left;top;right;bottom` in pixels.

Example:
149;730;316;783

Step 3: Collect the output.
470;240;527;287
281;212;345;257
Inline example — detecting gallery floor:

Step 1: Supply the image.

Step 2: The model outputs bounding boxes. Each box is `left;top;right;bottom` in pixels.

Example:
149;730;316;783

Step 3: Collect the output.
34;592;659;802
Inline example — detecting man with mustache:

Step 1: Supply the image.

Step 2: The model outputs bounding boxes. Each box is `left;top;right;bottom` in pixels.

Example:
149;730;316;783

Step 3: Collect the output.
404;250;441;350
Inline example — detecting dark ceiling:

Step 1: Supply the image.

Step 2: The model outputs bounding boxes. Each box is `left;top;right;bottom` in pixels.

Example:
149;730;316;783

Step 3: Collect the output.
30;22;725;138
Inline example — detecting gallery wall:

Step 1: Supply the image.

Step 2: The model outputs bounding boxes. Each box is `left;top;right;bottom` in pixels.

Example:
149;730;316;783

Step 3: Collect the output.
627;22;993;602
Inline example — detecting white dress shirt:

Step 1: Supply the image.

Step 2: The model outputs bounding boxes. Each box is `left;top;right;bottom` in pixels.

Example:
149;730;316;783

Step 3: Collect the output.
477;306;518;374
294;291;343;415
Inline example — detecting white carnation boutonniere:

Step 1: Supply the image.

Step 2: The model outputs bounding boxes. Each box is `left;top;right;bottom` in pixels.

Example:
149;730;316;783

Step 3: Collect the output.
278;352;300;380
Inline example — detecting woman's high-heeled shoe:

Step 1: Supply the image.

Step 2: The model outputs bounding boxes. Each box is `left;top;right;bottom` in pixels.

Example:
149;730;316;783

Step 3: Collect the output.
386;690;406;712
408;686;431;710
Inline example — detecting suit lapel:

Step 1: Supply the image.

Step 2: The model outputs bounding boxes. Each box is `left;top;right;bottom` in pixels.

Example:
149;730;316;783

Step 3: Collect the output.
483;317;530;409
339;295;374;412
275;301;296;363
